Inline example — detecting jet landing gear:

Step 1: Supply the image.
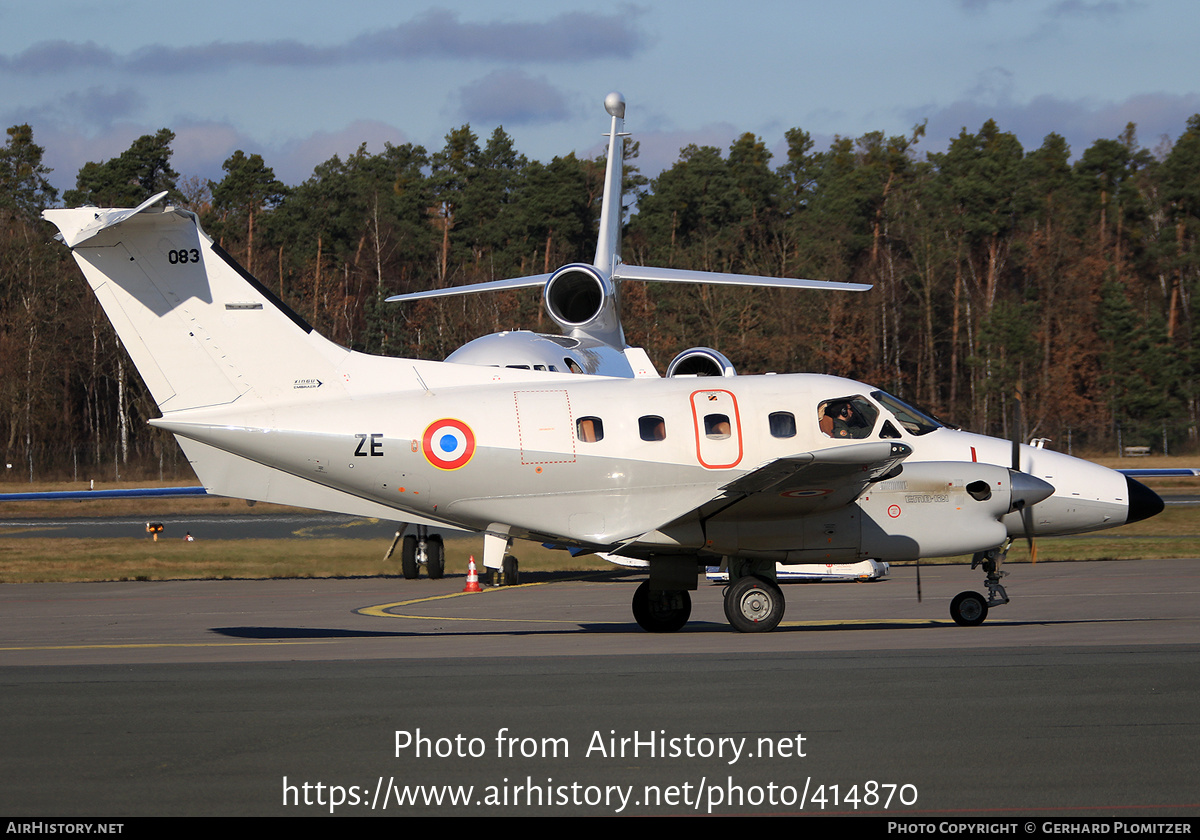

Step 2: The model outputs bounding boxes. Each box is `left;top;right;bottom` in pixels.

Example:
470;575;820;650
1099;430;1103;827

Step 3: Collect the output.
950;546;1011;626
400;525;445;580
631;581;691;632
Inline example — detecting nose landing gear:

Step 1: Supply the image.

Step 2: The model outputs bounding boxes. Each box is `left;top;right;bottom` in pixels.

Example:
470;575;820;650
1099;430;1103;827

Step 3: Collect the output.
951;545;1012;626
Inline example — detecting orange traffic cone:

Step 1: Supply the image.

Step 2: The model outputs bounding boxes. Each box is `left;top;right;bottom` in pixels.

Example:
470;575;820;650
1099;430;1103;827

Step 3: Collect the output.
463;555;483;593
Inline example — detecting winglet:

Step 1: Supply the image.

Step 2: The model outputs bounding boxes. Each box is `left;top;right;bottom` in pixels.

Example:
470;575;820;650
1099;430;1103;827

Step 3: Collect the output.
53;191;170;248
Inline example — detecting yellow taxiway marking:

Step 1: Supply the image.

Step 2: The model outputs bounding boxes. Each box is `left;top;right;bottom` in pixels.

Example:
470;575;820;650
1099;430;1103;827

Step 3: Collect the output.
352;578;609;624
357;578;582;622
779;618;947;628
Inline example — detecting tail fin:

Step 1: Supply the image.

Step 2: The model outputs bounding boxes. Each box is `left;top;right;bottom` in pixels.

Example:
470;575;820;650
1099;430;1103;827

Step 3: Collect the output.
592;91;626;275
43;196;348;413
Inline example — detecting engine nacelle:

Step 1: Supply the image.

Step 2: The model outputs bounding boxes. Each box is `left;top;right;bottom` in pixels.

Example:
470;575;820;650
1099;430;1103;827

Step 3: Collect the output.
544;264;622;347
665;347;736;378
699;461;1051;562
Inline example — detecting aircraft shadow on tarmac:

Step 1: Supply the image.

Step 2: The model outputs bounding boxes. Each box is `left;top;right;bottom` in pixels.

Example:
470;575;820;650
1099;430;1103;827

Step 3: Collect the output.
208;615;1150;640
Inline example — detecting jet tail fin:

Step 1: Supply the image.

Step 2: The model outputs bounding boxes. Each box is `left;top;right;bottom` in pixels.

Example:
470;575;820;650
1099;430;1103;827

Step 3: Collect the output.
43;198;348;413
593;91;627;275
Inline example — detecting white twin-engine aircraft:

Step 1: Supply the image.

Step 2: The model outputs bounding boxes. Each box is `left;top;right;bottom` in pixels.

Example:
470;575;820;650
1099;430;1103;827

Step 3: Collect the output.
42;94;1162;633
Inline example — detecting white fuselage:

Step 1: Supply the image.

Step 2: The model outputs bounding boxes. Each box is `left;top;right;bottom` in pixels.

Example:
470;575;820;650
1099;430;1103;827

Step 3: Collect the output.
152;369;1138;562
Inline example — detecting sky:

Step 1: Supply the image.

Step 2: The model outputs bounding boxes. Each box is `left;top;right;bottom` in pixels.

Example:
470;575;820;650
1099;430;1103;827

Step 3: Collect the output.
4;0;1200;197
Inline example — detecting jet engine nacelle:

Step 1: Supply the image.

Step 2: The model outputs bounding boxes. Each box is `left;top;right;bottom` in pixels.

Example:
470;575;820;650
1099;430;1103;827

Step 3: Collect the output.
665;347;737;378
544;264;621;346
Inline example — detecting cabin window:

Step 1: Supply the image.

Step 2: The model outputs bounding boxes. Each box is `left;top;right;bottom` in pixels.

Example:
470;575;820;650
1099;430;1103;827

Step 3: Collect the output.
577;416;604;443
704;414;731;440
639;415;667;441
565;358;583;374
769;411;796;438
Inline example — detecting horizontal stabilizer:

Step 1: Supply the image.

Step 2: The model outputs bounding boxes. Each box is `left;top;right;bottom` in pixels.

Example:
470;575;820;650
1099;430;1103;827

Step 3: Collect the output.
612;263;871;292
54;191;169;248
386;273;553;303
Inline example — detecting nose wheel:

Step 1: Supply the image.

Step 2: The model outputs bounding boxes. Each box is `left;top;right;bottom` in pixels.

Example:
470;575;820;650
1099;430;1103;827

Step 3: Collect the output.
950;547;1013;626
949;590;988;626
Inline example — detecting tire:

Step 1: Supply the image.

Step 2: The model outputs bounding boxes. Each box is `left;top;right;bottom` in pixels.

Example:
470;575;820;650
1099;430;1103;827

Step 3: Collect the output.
426;534;445;579
501;554;519;586
401;534;419;580
631;580;692;632
723;575;785;633
950;591;989;626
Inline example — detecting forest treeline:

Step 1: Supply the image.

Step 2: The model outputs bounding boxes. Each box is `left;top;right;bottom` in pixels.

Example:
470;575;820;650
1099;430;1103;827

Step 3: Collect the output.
2;114;1199;481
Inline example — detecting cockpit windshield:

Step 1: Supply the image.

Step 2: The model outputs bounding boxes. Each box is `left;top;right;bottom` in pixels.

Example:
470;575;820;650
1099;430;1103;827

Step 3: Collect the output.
870;391;942;436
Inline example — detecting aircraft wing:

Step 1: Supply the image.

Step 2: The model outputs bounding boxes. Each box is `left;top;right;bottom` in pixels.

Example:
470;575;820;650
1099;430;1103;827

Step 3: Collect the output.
385;273;554;304
719;441;910;500
613;442;911;557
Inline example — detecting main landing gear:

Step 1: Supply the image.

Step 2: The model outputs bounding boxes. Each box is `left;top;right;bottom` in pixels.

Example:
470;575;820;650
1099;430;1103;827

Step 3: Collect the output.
723;575;785;633
482;531;519;586
949;545;1011;626
631;581;691;632
400;525;445;580
630;563;786;634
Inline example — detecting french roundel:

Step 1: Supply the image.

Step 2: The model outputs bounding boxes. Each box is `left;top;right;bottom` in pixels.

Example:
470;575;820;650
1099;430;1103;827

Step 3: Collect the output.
422;418;476;470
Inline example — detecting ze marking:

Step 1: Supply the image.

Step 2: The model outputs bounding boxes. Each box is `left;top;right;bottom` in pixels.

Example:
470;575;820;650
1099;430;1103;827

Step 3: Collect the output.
354;433;384;457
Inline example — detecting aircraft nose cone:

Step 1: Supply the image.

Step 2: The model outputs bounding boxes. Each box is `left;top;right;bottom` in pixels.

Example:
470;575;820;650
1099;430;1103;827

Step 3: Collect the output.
1009;470;1055;511
1125;476;1164;524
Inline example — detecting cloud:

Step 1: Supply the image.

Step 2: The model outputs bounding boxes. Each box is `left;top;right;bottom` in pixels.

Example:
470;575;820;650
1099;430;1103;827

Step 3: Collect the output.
456;71;571;125
957;0;1015;12
907;91;1200;159
627;123;743;182
26;116;412;196
3;40;116;73
272;121;412;185
1047;0;1142;19
354;8;644;63
57;87;145;127
2;9;646;75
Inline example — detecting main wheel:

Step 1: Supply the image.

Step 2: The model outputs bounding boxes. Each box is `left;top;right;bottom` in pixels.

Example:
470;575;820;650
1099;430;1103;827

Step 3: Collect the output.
723;575;784;633
502;554;519;586
400;534;419;579
631;580;692;632
426;534;445;579
950;590;989;626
